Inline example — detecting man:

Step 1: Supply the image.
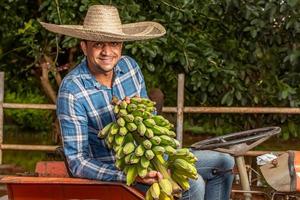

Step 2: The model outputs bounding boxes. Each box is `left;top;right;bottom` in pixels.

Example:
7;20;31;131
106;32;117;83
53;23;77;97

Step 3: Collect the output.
40;5;234;200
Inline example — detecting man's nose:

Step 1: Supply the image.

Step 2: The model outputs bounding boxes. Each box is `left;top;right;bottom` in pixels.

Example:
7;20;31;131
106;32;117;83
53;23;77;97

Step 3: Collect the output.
101;43;113;55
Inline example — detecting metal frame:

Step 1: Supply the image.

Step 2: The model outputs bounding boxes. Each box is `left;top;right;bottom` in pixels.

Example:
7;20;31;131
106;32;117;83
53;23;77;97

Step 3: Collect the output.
1;72;300;162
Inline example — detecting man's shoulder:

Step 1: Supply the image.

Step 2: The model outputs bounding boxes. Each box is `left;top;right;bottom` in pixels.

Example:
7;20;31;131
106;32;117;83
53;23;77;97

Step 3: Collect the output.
59;61;87;93
118;55;140;70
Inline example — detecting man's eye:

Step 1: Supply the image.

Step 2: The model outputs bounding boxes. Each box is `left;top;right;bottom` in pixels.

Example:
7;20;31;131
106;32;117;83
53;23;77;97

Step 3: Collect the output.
111;42;120;46
95;43;104;47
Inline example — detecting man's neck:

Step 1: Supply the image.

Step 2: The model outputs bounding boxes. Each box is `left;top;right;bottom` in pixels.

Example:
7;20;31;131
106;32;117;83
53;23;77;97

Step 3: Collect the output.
87;64;114;88
94;71;114;88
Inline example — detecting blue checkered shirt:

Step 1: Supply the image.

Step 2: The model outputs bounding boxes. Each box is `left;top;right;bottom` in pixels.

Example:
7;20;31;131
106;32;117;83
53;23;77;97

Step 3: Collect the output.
57;56;148;182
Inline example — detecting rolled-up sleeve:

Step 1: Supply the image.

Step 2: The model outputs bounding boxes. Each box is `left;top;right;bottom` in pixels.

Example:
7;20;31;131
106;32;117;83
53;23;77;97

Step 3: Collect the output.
57;89;126;182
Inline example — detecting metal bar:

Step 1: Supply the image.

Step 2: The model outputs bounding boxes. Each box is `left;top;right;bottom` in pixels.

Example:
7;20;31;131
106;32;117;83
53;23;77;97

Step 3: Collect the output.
3;103;300;114
176;74;185;147
244;150;284;157
0;72;4;164
0;144;59;151
3;103;56;110
236;156;252;200
163;106;300;114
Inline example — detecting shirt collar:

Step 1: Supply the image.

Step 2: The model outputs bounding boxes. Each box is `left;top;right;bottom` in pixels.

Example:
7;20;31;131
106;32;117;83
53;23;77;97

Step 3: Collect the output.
79;57;126;90
115;56;127;74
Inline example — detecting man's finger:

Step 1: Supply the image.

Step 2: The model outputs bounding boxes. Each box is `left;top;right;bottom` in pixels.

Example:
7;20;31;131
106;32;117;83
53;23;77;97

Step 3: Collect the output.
124;96;130;103
157;172;163;180
146;171;158;178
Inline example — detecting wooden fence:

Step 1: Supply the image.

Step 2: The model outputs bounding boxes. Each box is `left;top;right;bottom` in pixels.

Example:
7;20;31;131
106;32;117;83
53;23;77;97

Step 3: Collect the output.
1;72;300;164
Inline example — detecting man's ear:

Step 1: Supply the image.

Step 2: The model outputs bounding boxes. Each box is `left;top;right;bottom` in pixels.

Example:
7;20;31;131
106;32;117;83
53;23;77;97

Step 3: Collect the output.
80;41;87;56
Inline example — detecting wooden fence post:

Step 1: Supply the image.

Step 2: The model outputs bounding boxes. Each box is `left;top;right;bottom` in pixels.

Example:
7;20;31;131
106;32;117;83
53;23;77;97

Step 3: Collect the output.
176;74;185;147
0;72;4;164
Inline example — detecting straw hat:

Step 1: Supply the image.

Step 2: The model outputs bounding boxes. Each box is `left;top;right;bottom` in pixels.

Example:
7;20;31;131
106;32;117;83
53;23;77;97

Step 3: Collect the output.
40;5;166;42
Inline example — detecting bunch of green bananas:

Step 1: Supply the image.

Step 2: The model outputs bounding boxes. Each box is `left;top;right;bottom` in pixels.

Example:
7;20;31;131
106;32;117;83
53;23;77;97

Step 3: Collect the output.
98;97;198;200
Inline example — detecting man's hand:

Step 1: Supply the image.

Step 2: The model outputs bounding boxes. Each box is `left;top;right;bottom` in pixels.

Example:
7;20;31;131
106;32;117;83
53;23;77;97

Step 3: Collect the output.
135;171;163;185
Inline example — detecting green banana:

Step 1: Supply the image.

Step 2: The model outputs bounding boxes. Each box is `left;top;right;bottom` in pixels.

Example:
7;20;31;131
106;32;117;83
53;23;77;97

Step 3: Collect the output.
118;126;128;136
106;133;115;145
126;103;137;113
133;116;143;124
145;128;154;139
172;172;190;191
115;158;125;170
149;182;160;199
126;122;137;132
119;100;128;109
124;153;133;164
168;130;176;138
130;96;142;104
145;149;155;160
159;178;173;196
159;191;174;200
137;104;147;110
116;117;126;127
150;136;161;145
134;144;145;157
123;114;135;123
142;111;153;119
126;165;138;186
98;122;113;138
145;106;155;113
140;156;150;168
137;122;147;136
152;115;169;126
145;189;154;200
118;108;128;117
175;148;190;156
143;119;156;127
113;104;120;114
130;154;140;164
131;110;144;117
141;98;155;106
113;144;121;152
108;123;119;135
165;146;176;155
143;139;152;150
115;147;125;159
159;135;176;147
137;165;148;178
151;125;166;135
123;142;135;155
152;146;165;155
173;159;198;177
172;168;198;180
114;134;125;146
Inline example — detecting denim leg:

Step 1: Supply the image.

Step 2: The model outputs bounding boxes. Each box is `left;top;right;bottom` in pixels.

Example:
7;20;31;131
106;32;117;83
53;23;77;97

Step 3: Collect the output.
191;150;235;200
134;150;234;200
133;182;149;194
134;176;205;200
180;174;205;200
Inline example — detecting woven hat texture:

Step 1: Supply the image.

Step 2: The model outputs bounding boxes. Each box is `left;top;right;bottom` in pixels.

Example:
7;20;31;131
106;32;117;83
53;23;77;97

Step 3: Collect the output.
40;5;166;41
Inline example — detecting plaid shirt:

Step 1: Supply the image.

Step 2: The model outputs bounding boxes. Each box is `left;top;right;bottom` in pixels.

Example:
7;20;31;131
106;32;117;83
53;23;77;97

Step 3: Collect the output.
57;56;148;182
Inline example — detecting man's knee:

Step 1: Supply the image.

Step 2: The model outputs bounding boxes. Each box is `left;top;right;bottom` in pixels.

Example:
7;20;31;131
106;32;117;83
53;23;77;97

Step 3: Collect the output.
219;153;235;170
181;175;205;200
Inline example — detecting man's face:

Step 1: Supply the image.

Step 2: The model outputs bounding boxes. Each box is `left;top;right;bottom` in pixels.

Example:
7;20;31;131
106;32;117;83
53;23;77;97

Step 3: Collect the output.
81;41;123;73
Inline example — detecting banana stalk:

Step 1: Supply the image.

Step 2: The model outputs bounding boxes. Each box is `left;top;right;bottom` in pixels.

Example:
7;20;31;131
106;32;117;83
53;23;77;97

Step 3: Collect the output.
131;132;182;196
151;156;182;195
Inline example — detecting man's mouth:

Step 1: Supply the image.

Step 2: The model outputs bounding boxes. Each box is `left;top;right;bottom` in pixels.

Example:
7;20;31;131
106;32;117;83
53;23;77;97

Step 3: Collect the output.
98;57;113;63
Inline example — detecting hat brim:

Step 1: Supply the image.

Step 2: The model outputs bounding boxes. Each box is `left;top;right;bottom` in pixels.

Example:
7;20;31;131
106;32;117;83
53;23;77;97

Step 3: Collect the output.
40;21;166;42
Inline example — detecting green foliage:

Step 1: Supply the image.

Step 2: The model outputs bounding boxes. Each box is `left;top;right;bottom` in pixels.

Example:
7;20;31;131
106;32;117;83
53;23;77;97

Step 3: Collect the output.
0;0;300;139
4;92;53;131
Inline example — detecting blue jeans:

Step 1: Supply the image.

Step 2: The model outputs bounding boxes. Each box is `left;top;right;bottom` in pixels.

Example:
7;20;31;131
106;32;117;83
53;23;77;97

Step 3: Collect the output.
134;150;234;200
181;150;235;200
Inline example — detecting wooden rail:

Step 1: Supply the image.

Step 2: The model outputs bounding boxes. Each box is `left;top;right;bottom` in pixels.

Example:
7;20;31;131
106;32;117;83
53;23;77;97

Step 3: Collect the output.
1;72;300;164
